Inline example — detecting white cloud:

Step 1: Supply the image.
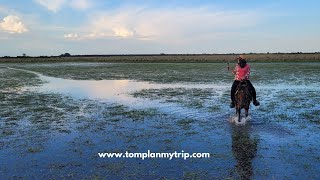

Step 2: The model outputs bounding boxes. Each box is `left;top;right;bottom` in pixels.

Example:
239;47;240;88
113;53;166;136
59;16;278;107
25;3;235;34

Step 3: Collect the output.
65;6;263;42
70;0;92;10
34;0;66;12
64;33;80;40
0;15;28;34
112;27;134;38
34;0;92;12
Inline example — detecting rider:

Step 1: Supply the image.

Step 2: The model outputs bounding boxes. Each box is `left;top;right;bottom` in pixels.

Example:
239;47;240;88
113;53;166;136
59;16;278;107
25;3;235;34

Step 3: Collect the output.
230;55;260;108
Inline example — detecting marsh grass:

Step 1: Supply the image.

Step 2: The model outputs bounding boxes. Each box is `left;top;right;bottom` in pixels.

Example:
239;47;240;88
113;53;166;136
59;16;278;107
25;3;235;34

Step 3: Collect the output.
182;170;210;179
300;110;320;124
9;63;231;83
132;88;215;110
27;147;43;153
0;68;42;90
208;105;221;112
176;118;195;130
105;105;158;121
1;62;320;179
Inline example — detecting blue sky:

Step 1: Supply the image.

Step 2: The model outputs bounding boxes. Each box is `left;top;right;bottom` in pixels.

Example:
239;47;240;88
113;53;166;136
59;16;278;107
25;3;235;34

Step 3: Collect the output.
0;0;319;56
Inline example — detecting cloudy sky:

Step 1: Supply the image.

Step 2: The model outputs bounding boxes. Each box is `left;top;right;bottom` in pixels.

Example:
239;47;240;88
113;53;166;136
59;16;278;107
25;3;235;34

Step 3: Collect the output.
0;0;319;56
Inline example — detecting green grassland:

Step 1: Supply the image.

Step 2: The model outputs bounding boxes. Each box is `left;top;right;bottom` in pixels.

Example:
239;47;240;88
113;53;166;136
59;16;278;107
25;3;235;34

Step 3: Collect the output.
1;53;320;63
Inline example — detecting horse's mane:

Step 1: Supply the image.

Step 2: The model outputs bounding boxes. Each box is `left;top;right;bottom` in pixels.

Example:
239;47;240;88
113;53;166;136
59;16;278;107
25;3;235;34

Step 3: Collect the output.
236;81;252;100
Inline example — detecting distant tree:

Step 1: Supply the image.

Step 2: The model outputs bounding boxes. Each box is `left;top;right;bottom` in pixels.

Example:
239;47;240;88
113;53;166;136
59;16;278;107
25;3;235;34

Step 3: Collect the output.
22;53;26;57
60;53;71;57
160;53;165;56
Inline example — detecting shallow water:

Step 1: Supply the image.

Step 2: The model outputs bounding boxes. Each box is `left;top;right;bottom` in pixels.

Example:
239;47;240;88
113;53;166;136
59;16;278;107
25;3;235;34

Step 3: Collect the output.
6;66;228;120
20;65;320;124
1;63;320;179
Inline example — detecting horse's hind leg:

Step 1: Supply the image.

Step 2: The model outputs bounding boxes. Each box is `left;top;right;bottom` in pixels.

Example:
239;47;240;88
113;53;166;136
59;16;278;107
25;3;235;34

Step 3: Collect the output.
245;108;249;117
237;108;241;122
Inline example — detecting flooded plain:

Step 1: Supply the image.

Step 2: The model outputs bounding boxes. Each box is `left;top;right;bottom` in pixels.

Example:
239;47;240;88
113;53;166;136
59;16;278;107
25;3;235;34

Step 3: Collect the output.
0;63;319;179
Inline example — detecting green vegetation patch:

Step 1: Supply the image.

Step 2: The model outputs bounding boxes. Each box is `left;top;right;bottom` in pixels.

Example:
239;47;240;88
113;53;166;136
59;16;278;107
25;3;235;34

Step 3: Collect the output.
105;105;158;121
132;88;215;109
0;67;42;90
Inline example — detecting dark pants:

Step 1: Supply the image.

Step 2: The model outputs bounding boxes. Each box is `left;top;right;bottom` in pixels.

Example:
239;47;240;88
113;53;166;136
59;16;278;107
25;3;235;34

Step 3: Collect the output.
231;80;257;103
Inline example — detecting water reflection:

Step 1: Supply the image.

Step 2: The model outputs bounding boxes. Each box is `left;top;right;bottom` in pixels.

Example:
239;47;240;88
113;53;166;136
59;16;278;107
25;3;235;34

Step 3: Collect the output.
19;68;227;101
231;126;259;179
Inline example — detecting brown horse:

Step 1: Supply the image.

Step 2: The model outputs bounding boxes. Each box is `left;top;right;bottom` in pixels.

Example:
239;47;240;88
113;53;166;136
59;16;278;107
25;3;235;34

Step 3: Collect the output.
234;81;252;122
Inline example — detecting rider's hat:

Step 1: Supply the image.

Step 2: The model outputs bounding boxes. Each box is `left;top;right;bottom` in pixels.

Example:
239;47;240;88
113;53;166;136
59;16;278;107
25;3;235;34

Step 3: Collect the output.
239;55;246;60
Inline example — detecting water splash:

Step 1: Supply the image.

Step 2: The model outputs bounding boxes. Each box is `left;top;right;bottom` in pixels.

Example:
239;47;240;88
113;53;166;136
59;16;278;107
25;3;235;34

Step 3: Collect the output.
229;115;251;126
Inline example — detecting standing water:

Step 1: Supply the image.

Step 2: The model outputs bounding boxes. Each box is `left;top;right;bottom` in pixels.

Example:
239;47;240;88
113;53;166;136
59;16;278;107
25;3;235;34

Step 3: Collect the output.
0;63;319;179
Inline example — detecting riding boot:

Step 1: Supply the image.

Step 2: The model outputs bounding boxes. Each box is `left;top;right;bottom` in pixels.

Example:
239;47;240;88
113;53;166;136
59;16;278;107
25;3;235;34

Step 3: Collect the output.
251;89;260;106
246;80;260;106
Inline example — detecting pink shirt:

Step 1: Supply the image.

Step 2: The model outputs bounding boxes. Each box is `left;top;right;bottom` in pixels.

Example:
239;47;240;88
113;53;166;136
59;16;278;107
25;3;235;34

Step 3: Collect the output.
234;64;250;81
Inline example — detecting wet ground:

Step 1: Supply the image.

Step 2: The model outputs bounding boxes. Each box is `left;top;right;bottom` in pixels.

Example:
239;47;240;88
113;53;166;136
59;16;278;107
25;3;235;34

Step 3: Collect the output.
0;63;319;179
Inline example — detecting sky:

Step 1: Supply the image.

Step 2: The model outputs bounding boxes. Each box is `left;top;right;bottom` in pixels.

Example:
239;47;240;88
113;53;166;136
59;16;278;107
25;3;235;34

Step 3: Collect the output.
0;0;320;56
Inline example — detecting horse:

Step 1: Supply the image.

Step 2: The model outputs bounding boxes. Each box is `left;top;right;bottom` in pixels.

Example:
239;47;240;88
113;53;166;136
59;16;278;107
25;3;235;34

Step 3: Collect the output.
234;80;252;122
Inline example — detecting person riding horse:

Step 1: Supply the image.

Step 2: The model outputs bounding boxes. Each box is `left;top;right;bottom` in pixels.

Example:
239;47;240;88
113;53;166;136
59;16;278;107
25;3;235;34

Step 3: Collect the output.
230;56;260;108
